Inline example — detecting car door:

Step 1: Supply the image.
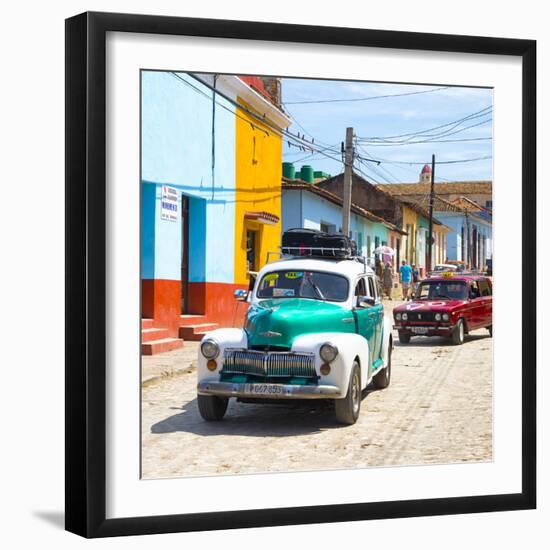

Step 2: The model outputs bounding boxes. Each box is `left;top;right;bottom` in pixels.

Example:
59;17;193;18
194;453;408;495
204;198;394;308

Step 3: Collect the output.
368;274;384;364
352;277;378;369
477;277;493;327
467;280;484;329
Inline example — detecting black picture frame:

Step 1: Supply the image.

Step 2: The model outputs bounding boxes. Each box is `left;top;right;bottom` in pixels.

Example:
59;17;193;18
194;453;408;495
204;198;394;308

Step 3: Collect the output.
65;11;536;538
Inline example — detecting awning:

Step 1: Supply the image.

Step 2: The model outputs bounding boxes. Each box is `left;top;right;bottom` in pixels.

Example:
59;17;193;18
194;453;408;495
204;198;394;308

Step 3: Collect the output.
244;211;280;225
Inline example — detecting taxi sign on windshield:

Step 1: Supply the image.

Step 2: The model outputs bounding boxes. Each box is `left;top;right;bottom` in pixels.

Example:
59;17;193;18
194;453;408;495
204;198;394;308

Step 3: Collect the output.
441;272;454;278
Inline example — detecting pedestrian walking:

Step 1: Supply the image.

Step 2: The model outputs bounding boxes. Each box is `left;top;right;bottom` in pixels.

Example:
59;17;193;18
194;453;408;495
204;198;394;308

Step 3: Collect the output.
383;262;393;300
412;264;419;284
375;257;383;280
399;260;413;300
411;263;419;298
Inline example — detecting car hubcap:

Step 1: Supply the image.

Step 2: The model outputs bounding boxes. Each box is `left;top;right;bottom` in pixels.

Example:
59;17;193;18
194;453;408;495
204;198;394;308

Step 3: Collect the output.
459;323;464;341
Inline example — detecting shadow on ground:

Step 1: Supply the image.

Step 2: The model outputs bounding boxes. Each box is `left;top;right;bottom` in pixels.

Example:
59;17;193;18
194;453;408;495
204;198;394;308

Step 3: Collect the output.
393;331;492;349
32;511;65;530
150;386;381;438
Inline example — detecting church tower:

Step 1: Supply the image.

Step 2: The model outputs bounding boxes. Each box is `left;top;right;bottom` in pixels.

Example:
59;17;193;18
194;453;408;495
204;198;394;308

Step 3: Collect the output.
419;164;432;183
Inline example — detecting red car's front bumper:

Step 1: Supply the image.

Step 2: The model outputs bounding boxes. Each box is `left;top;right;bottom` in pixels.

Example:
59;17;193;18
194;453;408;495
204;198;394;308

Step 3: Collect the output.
393;323;454;337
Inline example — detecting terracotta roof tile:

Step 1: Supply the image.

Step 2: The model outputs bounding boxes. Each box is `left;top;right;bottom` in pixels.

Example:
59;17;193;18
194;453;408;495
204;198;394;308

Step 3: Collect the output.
377;181;492;196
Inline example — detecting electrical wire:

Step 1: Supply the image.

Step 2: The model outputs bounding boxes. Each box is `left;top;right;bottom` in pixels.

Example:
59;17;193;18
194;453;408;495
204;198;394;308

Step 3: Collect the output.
357;105;492;141
282;103;337;149
362;136;492;146
172;72;346;167
356;153;493;165
284;86;450;105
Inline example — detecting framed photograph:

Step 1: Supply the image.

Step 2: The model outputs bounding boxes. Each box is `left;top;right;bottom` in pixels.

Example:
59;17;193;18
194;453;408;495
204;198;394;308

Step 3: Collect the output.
65;11;536;538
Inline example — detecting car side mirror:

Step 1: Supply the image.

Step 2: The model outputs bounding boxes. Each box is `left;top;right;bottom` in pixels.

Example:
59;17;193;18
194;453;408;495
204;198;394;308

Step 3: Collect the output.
234;289;249;302
357;296;376;308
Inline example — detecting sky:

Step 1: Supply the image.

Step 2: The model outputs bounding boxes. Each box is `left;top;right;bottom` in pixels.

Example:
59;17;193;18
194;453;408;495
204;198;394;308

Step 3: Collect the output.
280;78;493;184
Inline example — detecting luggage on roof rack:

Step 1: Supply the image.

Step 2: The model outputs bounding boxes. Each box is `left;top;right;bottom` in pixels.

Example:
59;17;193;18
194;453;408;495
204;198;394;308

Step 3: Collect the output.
281;228;357;258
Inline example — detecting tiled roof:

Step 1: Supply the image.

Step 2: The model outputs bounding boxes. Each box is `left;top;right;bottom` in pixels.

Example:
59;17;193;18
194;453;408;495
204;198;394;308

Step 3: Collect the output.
393;193;464;213
282;179;406;234
450;196;491;214
314;171;447;228
377;181;492;196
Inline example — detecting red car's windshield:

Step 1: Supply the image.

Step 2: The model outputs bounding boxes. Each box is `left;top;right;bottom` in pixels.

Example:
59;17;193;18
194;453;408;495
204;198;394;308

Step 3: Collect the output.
414;280;468;300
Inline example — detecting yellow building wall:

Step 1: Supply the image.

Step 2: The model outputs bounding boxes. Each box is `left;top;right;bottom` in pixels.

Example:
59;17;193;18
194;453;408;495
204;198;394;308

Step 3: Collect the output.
433;225;448;264
401;206;418;264
234;99;283;285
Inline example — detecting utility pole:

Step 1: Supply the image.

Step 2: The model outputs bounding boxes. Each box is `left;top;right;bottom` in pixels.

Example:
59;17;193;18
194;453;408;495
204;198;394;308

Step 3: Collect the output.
427;153;436;272
342;127;354;237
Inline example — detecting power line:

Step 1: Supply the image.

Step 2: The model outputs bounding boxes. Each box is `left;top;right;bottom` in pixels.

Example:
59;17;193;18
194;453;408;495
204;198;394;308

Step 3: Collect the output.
282;103;336;148
359;114;492;145
354;162;381;185
357;105;492;141
397;116;492;142
284;86;450;105
362;136;492;146
174;72;347;167
357;153;493;166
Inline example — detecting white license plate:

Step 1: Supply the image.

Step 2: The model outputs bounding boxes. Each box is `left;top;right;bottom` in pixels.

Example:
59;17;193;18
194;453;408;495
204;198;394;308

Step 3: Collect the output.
411;327;429;334
245;383;285;396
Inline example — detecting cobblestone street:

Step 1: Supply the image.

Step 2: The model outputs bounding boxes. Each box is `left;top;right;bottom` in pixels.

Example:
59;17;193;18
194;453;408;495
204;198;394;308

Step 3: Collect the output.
141;300;493;479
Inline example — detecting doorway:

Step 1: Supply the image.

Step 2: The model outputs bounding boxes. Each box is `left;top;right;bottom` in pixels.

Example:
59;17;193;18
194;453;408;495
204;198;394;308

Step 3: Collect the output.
181;195;189;314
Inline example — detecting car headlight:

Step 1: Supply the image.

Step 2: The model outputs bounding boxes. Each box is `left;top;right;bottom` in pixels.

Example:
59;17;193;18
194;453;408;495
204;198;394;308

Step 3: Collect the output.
435;313;442;321
200;339;220;359
442;312;450;321
402;313;408;321
395;312;402;321
319;343;338;363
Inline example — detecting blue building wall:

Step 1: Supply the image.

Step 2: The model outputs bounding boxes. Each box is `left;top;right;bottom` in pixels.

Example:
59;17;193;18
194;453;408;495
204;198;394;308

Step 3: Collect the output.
141;71;236;283
435;212;492;264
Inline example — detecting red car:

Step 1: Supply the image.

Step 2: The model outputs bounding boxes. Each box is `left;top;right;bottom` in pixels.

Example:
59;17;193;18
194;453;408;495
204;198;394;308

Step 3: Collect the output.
393;275;493;345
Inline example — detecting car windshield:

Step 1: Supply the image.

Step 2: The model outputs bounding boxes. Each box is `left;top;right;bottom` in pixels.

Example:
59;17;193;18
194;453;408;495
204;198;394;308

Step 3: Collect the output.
415;280;468;300
256;270;349;302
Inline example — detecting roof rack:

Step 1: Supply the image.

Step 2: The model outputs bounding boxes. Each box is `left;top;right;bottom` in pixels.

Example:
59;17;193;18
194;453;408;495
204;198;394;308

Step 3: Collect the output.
280;245;356;259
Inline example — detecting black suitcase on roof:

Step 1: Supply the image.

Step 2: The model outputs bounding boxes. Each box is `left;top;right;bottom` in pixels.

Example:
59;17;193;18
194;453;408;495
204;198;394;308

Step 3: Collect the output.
316;233;357;257
281;228;356;258
281;228;320;250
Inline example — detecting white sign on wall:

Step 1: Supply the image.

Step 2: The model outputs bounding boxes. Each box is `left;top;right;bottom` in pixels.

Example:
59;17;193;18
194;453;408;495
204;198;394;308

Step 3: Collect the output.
160;185;178;222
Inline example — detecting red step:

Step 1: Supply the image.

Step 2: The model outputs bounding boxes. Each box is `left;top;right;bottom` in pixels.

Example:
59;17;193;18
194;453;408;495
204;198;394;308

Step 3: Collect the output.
179;314;209;327
141;337;184;356
141;318;154;329
179;323;219;341
141;327;170;343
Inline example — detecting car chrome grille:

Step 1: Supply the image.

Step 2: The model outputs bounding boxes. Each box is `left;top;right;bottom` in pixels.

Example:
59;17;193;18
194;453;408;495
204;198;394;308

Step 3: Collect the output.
408;312;436;322
222;349;317;378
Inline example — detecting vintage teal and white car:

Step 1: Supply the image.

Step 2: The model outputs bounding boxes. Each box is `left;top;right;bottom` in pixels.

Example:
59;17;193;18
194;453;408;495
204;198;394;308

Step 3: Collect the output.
197;256;393;425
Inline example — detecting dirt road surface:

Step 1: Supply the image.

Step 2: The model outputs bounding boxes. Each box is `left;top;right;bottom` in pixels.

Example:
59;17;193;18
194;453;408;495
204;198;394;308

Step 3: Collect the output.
141;301;492;479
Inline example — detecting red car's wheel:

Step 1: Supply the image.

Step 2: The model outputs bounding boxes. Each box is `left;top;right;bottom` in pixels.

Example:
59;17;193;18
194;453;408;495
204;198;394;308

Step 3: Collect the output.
451;319;465;345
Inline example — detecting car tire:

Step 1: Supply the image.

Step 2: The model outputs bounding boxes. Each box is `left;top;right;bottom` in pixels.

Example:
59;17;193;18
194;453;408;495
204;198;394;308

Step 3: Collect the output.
335;361;361;425
451;319;465;345
398;331;411;344
197;394;229;421
373;340;392;389
488;325;493;337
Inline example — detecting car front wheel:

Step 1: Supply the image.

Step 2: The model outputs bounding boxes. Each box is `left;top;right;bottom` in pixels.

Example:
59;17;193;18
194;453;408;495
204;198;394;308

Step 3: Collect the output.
198;394;229;421
335;361;361;425
451;319;465;345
